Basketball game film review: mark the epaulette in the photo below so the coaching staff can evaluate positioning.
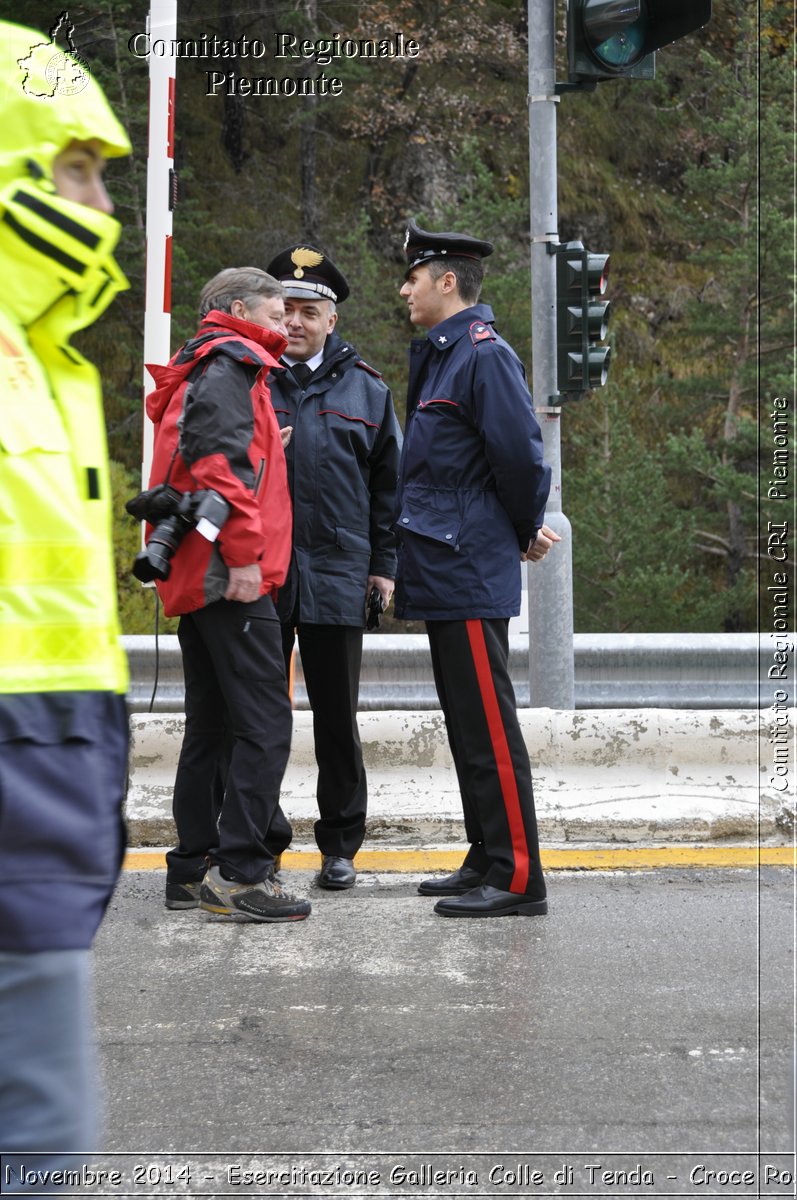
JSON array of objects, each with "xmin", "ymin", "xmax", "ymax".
[
  {"xmin": 469, "ymin": 320, "xmax": 496, "ymax": 346},
  {"xmin": 356, "ymin": 358, "xmax": 383, "ymax": 379}
]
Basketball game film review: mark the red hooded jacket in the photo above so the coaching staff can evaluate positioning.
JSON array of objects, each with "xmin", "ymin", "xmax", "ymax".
[{"xmin": 145, "ymin": 310, "xmax": 292, "ymax": 617}]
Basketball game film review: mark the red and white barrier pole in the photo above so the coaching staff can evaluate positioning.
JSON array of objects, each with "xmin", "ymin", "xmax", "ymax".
[{"xmin": 141, "ymin": 0, "xmax": 177, "ymax": 488}]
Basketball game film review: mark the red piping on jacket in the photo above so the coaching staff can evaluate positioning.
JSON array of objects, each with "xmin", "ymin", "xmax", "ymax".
[{"xmin": 317, "ymin": 409, "xmax": 379, "ymax": 428}]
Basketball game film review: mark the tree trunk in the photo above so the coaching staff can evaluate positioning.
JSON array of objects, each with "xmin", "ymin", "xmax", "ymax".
[
  {"xmin": 721, "ymin": 188, "xmax": 753, "ymax": 629},
  {"xmin": 219, "ymin": 3, "xmax": 246, "ymax": 172},
  {"xmin": 298, "ymin": 0, "xmax": 319, "ymax": 239}
]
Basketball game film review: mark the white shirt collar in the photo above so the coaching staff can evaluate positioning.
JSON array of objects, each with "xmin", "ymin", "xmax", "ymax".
[{"xmin": 283, "ymin": 349, "xmax": 325, "ymax": 373}]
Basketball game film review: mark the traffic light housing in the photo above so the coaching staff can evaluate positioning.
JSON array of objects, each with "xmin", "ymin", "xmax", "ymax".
[
  {"xmin": 566, "ymin": 0, "xmax": 712, "ymax": 83},
  {"xmin": 555, "ymin": 241, "xmax": 611, "ymax": 396}
]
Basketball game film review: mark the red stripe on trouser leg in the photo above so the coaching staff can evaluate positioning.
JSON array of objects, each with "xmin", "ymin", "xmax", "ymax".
[{"xmin": 465, "ymin": 619, "xmax": 529, "ymax": 893}]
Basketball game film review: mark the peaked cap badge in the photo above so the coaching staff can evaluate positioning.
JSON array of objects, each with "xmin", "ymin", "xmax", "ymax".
[{"xmin": 290, "ymin": 246, "xmax": 324, "ymax": 279}]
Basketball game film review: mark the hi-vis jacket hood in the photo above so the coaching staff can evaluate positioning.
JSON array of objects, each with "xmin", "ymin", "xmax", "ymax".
[
  {"xmin": 0, "ymin": 21, "xmax": 131, "ymax": 332},
  {"xmin": 0, "ymin": 22, "xmax": 131, "ymax": 697},
  {"xmin": 0, "ymin": 21, "xmax": 130, "ymax": 185}
]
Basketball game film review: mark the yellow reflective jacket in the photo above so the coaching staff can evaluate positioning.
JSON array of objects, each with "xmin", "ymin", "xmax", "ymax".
[{"xmin": 0, "ymin": 20, "xmax": 131, "ymax": 694}]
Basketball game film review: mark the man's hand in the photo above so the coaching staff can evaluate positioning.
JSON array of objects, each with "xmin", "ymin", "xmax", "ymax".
[
  {"xmin": 280, "ymin": 425, "xmax": 293, "ymax": 449},
  {"xmin": 225, "ymin": 563, "xmax": 262, "ymax": 603},
  {"xmin": 367, "ymin": 575, "xmax": 394, "ymax": 607},
  {"xmin": 521, "ymin": 524, "xmax": 561, "ymax": 563}
]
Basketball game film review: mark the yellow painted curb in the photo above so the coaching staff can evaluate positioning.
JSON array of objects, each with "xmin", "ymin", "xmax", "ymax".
[{"xmin": 124, "ymin": 845, "xmax": 795, "ymax": 873}]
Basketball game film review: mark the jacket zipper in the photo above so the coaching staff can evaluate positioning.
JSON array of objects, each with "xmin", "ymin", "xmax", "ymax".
[{"xmin": 253, "ymin": 457, "xmax": 265, "ymax": 495}]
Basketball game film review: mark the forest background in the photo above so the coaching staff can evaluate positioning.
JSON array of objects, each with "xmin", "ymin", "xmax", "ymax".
[{"xmin": 11, "ymin": 0, "xmax": 795, "ymax": 635}]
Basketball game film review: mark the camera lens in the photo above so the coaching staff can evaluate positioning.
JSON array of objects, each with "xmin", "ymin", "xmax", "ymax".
[{"xmin": 131, "ymin": 514, "xmax": 186, "ymax": 582}]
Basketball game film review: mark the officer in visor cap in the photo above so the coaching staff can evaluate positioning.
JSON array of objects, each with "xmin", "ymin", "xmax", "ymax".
[
  {"xmin": 266, "ymin": 243, "xmax": 402, "ymax": 893},
  {"xmin": 403, "ymin": 217, "xmax": 495, "ymax": 271},
  {"xmin": 266, "ymin": 243, "xmax": 350, "ymax": 304},
  {"xmin": 395, "ymin": 218, "xmax": 560, "ymax": 918}
]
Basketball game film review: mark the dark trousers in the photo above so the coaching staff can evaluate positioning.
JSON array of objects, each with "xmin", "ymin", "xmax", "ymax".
[
  {"xmin": 0, "ymin": 694, "xmax": 128, "ymax": 951},
  {"xmin": 166, "ymin": 596, "xmax": 293, "ymax": 886},
  {"xmin": 426, "ymin": 617, "xmax": 546, "ymax": 898},
  {"xmin": 281, "ymin": 622, "xmax": 367, "ymax": 858}
]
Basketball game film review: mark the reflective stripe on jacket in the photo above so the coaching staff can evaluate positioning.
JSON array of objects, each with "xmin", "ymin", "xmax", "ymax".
[{"xmin": 0, "ymin": 156, "xmax": 129, "ymax": 695}]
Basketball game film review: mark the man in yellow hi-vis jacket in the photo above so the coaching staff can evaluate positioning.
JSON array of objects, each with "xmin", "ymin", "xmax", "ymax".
[{"xmin": 0, "ymin": 20, "xmax": 131, "ymax": 1176}]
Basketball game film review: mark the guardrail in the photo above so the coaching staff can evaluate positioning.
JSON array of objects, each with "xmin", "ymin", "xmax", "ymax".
[{"xmin": 124, "ymin": 632, "xmax": 766, "ymax": 712}]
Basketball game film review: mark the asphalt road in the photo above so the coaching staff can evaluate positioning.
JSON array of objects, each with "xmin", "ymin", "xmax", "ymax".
[{"xmin": 63, "ymin": 865, "xmax": 794, "ymax": 1198}]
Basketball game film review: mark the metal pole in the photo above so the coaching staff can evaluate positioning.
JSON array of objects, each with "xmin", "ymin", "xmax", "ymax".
[{"xmin": 527, "ymin": 0, "xmax": 575, "ymax": 709}]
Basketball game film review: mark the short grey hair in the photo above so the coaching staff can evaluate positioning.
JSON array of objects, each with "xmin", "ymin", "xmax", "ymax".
[{"xmin": 198, "ymin": 268, "xmax": 285, "ymax": 318}]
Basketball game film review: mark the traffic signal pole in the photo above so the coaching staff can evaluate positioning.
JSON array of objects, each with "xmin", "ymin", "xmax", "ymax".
[{"xmin": 527, "ymin": 0, "xmax": 576, "ymax": 709}]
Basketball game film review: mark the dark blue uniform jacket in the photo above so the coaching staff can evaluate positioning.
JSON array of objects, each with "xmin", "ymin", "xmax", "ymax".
[
  {"xmin": 269, "ymin": 331, "xmax": 402, "ymax": 625},
  {"xmin": 394, "ymin": 304, "xmax": 551, "ymax": 621}
]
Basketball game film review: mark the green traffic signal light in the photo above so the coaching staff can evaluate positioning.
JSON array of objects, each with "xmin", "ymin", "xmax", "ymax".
[
  {"xmin": 555, "ymin": 242, "xmax": 611, "ymax": 395},
  {"xmin": 584, "ymin": 0, "xmax": 647, "ymax": 69},
  {"xmin": 567, "ymin": 0, "xmax": 711, "ymax": 83}
]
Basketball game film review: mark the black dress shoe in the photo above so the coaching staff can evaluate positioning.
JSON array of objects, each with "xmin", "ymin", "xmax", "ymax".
[
  {"xmin": 417, "ymin": 865, "xmax": 484, "ymax": 896},
  {"xmin": 318, "ymin": 856, "xmax": 356, "ymax": 890},
  {"xmin": 434, "ymin": 885, "xmax": 548, "ymax": 918}
]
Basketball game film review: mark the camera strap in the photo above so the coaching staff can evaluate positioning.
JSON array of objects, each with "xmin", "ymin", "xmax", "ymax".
[{"xmin": 161, "ymin": 445, "xmax": 179, "ymax": 488}]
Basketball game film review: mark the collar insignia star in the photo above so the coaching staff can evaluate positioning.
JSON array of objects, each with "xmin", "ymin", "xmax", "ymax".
[{"xmin": 437, "ymin": 335, "xmax": 448, "ymax": 344}]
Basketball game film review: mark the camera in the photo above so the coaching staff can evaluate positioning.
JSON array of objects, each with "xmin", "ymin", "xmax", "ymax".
[
  {"xmin": 125, "ymin": 483, "xmax": 183, "ymax": 524},
  {"xmin": 126, "ymin": 485, "xmax": 230, "ymax": 583}
]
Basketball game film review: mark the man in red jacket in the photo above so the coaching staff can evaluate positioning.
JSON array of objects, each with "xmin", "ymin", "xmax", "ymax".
[{"xmin": 144, "ymin": 267, "xmax": 310, "ymax": 922}]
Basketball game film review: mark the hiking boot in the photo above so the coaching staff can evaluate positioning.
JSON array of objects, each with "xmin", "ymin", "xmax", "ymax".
[
  {"xmin": 199, "ymin": 865, "xmax": 311, "ymax": 923},
  {"xmin": 164, "ymin": 880, "xmax": 202, "ymax": 910}
]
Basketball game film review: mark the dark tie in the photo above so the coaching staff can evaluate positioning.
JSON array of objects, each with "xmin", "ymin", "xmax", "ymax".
[{"xmin": 292, "ymin": 362, "xmax": 312, "ymax": 387}]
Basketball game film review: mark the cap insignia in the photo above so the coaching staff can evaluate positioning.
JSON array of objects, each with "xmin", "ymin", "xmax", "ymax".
[{"xmin": 290, "ymin": 246, "xmax": 324, "ymax": 279}]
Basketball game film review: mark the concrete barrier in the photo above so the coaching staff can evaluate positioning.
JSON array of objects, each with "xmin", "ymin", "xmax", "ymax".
[
  {"xmin": 126, "ymin": 707, "xmax": 790, "ymax": 848},
  {"xmin": 123, "ymin": 632, "xmax": 766, "ymax": 712}
]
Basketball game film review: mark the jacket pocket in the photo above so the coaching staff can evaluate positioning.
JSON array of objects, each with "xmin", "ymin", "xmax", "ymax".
[
  {"xmin": 335, "ymin": 525, "xmax": 371, "ymax": 555},
  {"xmin": 395, "ymin": 498, "xmax": 461, "ymax": 551}
]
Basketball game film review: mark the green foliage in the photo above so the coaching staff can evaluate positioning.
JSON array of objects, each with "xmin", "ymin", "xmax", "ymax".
[
  {"xmin": 333, "ymin": 211, "xmax": 411, "ymax": 422},
  {"xmin": 12, "ymin": 2, "xmax": 786, "ymax": 633},
  {"xmin": 566, "ymin": 387, "xmax": 731, "ymax": 632},
  {"xmin": 437, "ymin": 139, "xmax": 532, "ymax": 361},
  {"xmin": 646, "ymin": 10, "xmax": 794, "ymax": 630}
]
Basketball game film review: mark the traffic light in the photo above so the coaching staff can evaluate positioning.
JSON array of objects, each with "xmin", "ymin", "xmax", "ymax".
[
  {"xmin": 555, "ymin": 241, "xmax": 611, "ymax": 395},
  {"xmin": 566, "ymin": 0, "xmax": 712, "ymax": 83}
]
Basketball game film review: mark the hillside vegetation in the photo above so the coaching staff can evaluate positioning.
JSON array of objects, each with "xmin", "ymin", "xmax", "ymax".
[{"xmin": 16, "ymin": 0, "xmax": 793, "ymax": 634}]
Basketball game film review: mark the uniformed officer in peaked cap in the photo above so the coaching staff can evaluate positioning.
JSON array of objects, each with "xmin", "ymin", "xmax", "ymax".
[
  {"xmin": 403, "ymin": 217, "xmax": 495, "ymax": 274},
  {"xmin": 267, "ymin": 243, "xmax": 350, "ymax": 304},
  {"xmin": 394, "ymin": 218, "xmax": 560, "ymax": 918},
  {"xmin": 265, "ymin": 241, "xmax": 402, "ymax": 893}
]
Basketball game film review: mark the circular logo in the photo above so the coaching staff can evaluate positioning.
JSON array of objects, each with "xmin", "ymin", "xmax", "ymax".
[{"xmin": 45, "ymin": 50, "xmax": 91, "ymax": 96}]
